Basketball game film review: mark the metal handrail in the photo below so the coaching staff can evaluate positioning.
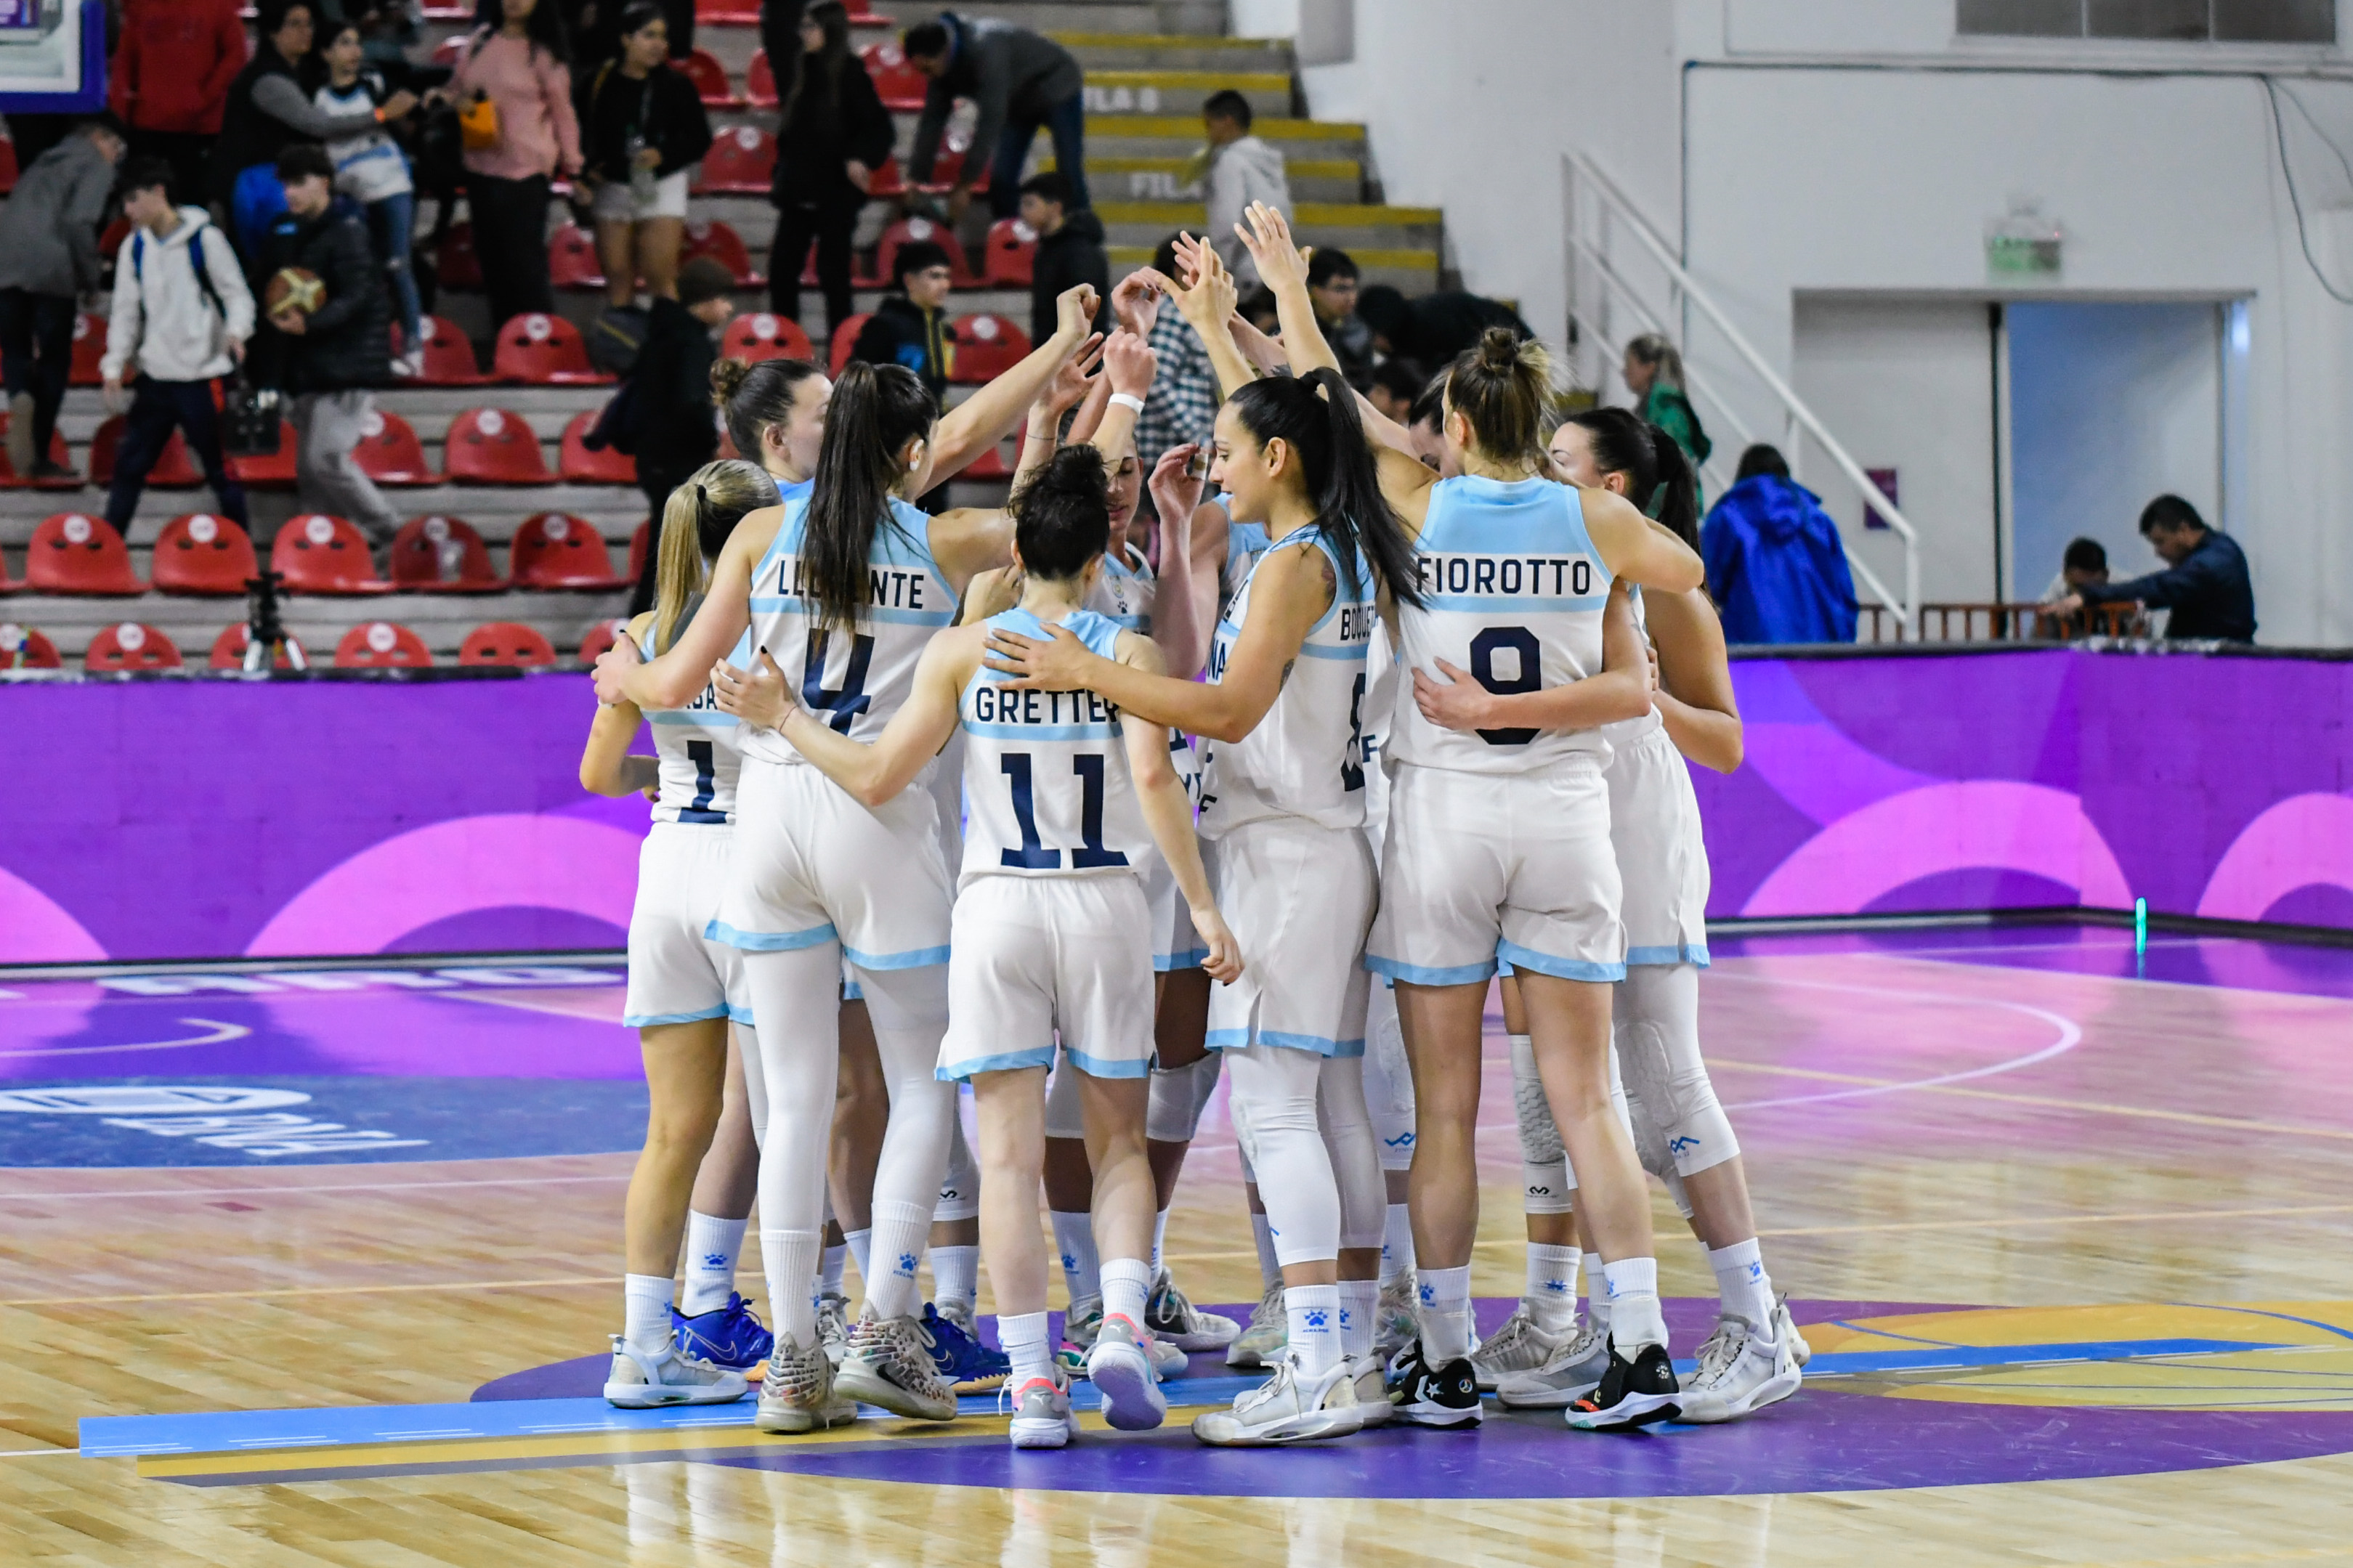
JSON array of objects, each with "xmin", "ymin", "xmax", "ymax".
[{"xmin": 1563, "ymin": 150, "xmax": 1920, "ymax": 634}]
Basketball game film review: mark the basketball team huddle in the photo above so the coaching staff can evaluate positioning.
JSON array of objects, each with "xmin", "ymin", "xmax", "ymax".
[{"xmin": 578, "ymin": 203, "xmax": 1805, "ymax": 1450}]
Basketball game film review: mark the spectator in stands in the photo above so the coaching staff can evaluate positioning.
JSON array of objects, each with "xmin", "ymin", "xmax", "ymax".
[
  {"xmin": 1020, "ymin": 171, "xmax": 1109, "ymax": 349},
  {"xmin": 213, "ymin": 1, "xmax": 422, "ymax": 257},
  {"xmin": 1624, "ymin": 331, "xmax": 1712, "ymax": 477},
  {"xmin": 2037, "ymin": 537, "xmax": 2144, "ymax": 638},
  {"xmin": 1197, "ymin": 89, "xmax": 1289, "ymax": 287},
  {"xmin": 98, "ymin": 158, "xmax": 256, "ymax": 537},
  {"xmin": 109, "ymin": 0, "xmax": 247, "ymax": 212},
  {"xmin": 357, "ymin": 1, "xmax": 430, "ymax": 73},
  {"xmin": 1356, "ymin": 283, "xmax": 1532, "ymax": 369},
  {"xmin": 1131, "ymin": 233, "xmax": 1218, "ymax": 491},
  {"xmin": 1365, "ymin": 357, "xmax": 1427, "ymax": 426},
  {"xmin": 1699, "ymin": 443, "xmax": 1858, "ymax": 646},
  {"xmin": 2042, "ymin": 535, "xmax": 2110, "ymax": 601},
  {"xmin": 562, "ymin": 0, "xmax": 694, "ymax": 62},
  {"xmin": 623, "ymin": 256, "xmax": 737, "ymax": 614},
  {"xmin": 452, "ymin": 0, "xmax": 584, "ymax": 332},
  {"xmin": 257, "ymin": 144, "xmax": 402, "ymax": 555},
  {"xmin": 759, "ymin": 0, "xmax": 811, "ymax": 114},
  {"xmin": 2054, "ymin": 495, "xmax": 2256, "ymax": 642},
  {"xmin": 904, "ymin": 13, "xmax": 1088, "ymax": 222},
  {"xmin": 576, "ymin": 4, "xmax": 713, "ymax": 312},
  {"xmin": 0, "ymin": 114, "xmax": 126, "ymax": 482},
  {"xmin": 315, "ymin": 21, "xmax": 428, "ymax": 378},
  {"xmin": 769, "ymin": 0, "xmax": 892, "ymax": 341},
  {"xmin": 1307, "ymin": 248, "xmax": 1377, "ymax": 386},
  {"xmin": 850, "ymin": 240, "xmax": 955, "ymax": 410}
]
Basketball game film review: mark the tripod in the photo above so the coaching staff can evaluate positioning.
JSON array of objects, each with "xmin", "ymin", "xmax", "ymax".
[{"xmin": 242, "ymin": 569, "xmax": 309, "ymax": 672}]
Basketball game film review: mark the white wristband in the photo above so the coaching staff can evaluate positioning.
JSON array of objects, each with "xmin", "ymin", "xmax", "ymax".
[{"xmin": 1107, "ymin": 391, "xmax": 1146, "ymax": 414}]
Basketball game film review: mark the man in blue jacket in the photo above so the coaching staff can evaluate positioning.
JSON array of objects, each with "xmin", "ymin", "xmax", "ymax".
[
  {"xmin": 1699, "ymin": 444, "xmax": 1858, "ymax": 644},
  {"xmin": 2054, "ymin": 495, "xmax": 2255, "ymax": 642}
]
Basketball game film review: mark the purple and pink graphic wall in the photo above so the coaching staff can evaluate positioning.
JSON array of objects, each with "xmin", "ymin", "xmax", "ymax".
[{"xmin": 4, "ymin": 649, "xmax": 2349, "ymax": 964}]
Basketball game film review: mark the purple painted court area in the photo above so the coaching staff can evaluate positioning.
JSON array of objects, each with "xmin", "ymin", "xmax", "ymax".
[{"xmin": 6, "ymin": 649, "xmax": 2353, "ymax": 964}]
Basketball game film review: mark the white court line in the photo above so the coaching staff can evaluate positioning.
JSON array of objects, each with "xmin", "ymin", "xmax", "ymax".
[
  {"xmin": 0, "ymin": 1172, "xmax": 630, "ymax": 1203},
  {"xmin": 0, "ymin": 1017, "xmax": 251, "ymax": 1060}
]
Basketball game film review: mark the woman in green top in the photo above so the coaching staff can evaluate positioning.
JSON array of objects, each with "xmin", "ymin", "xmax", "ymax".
[{"xmin": 1623, "ymin": 333, "xmax": 1712, "ymax": 480}]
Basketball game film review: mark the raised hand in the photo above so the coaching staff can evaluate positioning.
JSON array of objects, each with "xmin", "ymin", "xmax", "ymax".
[
  {"xmin": 1102, "ymin": 330, "xmax": 1159, "ymax": 400},
  {"xmin": 1170, "ymin": 232, "xmax": 1210, "ymax": 289},
  {"xmin": 1111, "ymin": 269, "xmax": 1170, "ymax": 338},
  {"xmin": 1148, "ymin": 442, "xmax": 1206, "ymax": 529},
  {"xmin": 1055, "ymin": 283, "xmax": 1103, "ymax": 341},
  {"xmin": 1236, "ymin": 200, "xmax": 1311, "ymax": 291},
  {"xmin": 1042, "ymin": 333, "xmax": 1106, "ymax": 416},
  {"xmin": 1167, "ymin": 242, "xmax": 1239, "ymax": 334}
]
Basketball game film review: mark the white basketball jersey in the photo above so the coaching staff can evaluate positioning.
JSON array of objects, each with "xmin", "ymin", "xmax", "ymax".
[
  {"xmin": 1199, "ymin": 524, "xmax": 1376, "ymax": 837},
  {"xmin": 959, "ymin": 608, "xmax": 1150, "ymax": 882},
  {"xmin": 1359, "ymin": 605, "xmax": 1399, "ymax": 843},
  {"xmin": 1597, "ymin": 582, "xmax": 1664, "ymax": 751},
  {"xmin": 1388, "ymin": 475, "xmax": 1614, "ymax": 774},
  {"xmin": 739, "ymin": 493, "xmax": 960, "ymax": 767},
  {"xmin": 1218, "ymin": 505, "xmax": 1271, "ymax": 617},
  {"xmin": 1086, "ymin": 541, "xmax": 1157, "ymax": 632},
  {"xmin": 641, "ymin": 612, "xmax": 749, "ymax": 824}
]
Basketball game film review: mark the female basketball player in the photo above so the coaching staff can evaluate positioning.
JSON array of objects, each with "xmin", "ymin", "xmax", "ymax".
[
  {"xmin": 579, "ymin": 459, "xmax": 781, "ymax": 1407},
  {"xmin": 593, "ymin": 284, "xmax": 1104, "ymax": 1434},
  {"xmin": 719, "ymin": 420, "xmax": 1242, "ymax": 1450},
  {"xmin": 984, "ymin": 260, "xmax": 1417, "ymax": 1447},
  {"xmin": 1223, "ymin": 202, "xmax": 1707, "ymax": 1430}
]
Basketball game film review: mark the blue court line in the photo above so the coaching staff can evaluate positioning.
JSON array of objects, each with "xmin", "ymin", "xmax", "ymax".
[{"xmin": 78, "ymin": 1341, "xmax": 2288, "ymax": 1461}]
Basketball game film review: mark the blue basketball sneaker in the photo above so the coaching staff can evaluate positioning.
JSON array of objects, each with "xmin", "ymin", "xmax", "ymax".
[
  {"xmin": 923, "ymin": 1301, "xmax": 1011, "ymax": 1394},
  {"xmin": 673, "ymin": 1293, "xmax": 774, "ymax": 1373}
]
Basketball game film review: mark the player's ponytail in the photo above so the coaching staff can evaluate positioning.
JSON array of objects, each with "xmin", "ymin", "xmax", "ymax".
[
  {"xmin": 1565, "ymin": 407, "xmax": 1700, "ymax": 550},
  {"xmin": 803, "ymin": 361, "xmax": 936, "ymax": 634},
  {"xmin": 653, "ymin": 459, "xmax": 779, "ymax": 654},
  {"xmin": 1443, "ymin": 326, "xmax": 1552, "ymax": 468},
  {"xmin": 1225, "ymin": 370, "xmax": 1425, "ymax": 608}
]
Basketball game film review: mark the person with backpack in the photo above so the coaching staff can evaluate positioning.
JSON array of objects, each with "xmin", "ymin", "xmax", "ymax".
[
  {"xmin": 98, "ymin": 158, "xmax": 258, "ymax": 537},
  {"xmin": 0, "ymin": 113, "xmax": 126, "ymax": 482}
]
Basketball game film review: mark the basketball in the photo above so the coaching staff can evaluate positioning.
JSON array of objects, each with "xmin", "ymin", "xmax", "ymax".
[{"xmin": 264, "ymin": 267, "xmax": 325, "ymax": 318}]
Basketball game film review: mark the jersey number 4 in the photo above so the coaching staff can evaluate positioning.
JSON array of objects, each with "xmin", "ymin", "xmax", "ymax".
[
  {"xmin": 1000, "ymin": 752, "xmax": 1129, "ymax": 871},
  {"xmin": 802, "ymin": 630, "xmax": 875, "ymax": 734}
]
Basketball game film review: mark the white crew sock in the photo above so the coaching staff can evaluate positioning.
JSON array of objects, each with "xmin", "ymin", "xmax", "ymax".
[
  {"xmin": 1709, "ymin": 1238, "xmax": 1776, "ymax": 1334},
  {"xmin": 1051, "ymin": 1211, "xmax": 1101, "ymax": 1303},
  {"xmin": 845, "ymin": 1227, "xmax": 873, "ymax": 1292},
  {"xmin": 680, "ymin": 1211, "xmax": 747, "ymax": 1317},
  {"xmin": 1380, "ymin": 1203, "xmax": 1415, "ymax": 1284},
  {"xmin": 761, "ymin": 1227, "xmax": 821, "ymax": 1345},
  {"xmin": 932, "ymin": 1243, "xmax": 979, "ymax": 1319},
  {"xmin": 1250, "ymin": 1206, "xmax": 1281, "ymax": 1291},
  {"xmin": 1101, "ymin": 1256, "xmax": 1154, "ymax": 1331},
  {"xmin": 1000, "ymin": 1309, "xmax": 1054, "ymax": 1385},
  {"xmin": 1337, "ymin": 1279, "xmax": 1376, "ymax": 1359},
  {"xmin": 820, "ymin": 1242, "xmax": 847, "ymax": 1299},
  {"xmin": 865, "ymin": 1199, "xmax": 931, "ymax": 1321},
  {"xmin": 1603, "ymin": 1256, "xmax": 1668, "ymax": 1351},
  {"xmin": 623, "ymin": 1273, "xmax": 675, "ymax": 1355},
  {"xmin": 1584, "ymin": 1250, "xmax": 1611, "ymax": 1334},
  {"xmin": 1287, "ymin": 1283, "xmax": 1344, "ymax": 1377},
  {"xmin": 1417, "ymin": 1264, "xmax": 1474, "ymax": 1363},
  {"xmin": 1528, "ymin": 1243, "xmax": 1581, "ymax": 1335},
  {"xmin": 1151, "ymin": 1209, "xmax": 1170, "ymax": 1275}
]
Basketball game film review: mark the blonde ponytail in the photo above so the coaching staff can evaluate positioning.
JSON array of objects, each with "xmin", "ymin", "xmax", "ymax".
[{"xmin": 652, "ymin": 458, "xmax": 780, "ymax": 653}]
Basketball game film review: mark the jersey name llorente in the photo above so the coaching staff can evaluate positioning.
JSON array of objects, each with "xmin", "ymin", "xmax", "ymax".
[
  {"xmin": 1199, "ymin": 523, "xmax": 1376, "ymax": 837},
  {"xmin": 640, "ymin": 613, "xmax": 748, "ymax": 824},
  {"xmin": 1388, "ymin": 474, "xmax": 1614, "ymax": 774},
  {"xmin": 739, "ymin": 492, "xmax": 959, "ymax": 766},
  {"xmin": 959, "ymin": 608, "xmax": 1151, "ymax": 882}
]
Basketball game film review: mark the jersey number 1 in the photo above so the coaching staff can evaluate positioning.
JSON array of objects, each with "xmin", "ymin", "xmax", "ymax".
[{"xmin": 1000, "ymin": 752, "xmax": 1129, "ymax": 870}]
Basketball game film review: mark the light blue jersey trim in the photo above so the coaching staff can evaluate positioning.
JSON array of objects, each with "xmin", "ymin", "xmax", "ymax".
[
  {"xmin": 705, "ymin": 919, "xmax": 838, "ymax": 951},
  {"xmin": 1295, "ymin": 641, "xmax": 1363, "ymax": 660},
  {"xmin": 1153, "ymin": 946, "xmax": 1208, "ymax": 972},
  {"xmin": 1063, "ymin": 1047, "xmax": 1154, "ymax": 1078},
  {"xmin": 623, "ymin": 1004, "xmax": 732, "ymax": 1027},
  {"xmin": 1204, "ymin": 1026, "xmax": 1366, "ymax": 1058},
  {"xmin": 841, "ymin": 977, "xmax": 864, "ymax": 1001},
  {"xmin": 1417, "ymin": 474, "xmax": 1603, "ymax": 556},
  {"xmin": 746, "ymin": 597, "xmax": 954, "ymax": 627},
  {"xmin": 726, "ymin": 1004, "xmax": 758, "ymax": 1025},
  {"xmin": 1626, "ymin": 943, "xmax": 1712, "ymax": 968},
  {"xmin": 937, "ymin": 1045, "xmax": 1058, "ymax": 1080},
  {"xmin": 961, "ymin": 723, "xmax": 1123, "ymax": 742},
  {"xmin": 648, "ymin": 710, "xmax": 738, "ymax": 728},
  {"xmin": 843, "ymin": 941, "xmax": 952, "ymax": 970},
  {"xmin": 1363, "ymin": 953, "xmax": 1494, "ymax": 986},
  {"xmin": 1422, "ymin": 594, "xmax": 1608, "ymax": 614},
  {"xmin": 1497, "ymin": 939, "xmax": 1627, "ymax": 984}
]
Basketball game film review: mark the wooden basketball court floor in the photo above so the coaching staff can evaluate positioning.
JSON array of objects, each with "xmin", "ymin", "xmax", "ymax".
[{"xmin": 3, "ymin": 922, "xmax": 2350, "ymax": 1566}]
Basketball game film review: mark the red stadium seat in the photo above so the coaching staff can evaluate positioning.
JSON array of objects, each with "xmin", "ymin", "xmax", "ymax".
[
  {"xmin": 698, "ymin": 124, "xmax": 777, "ymax": 193},
  {"xmin": 459, "ymin": 621, "xmax": 559, "ymax": 667},
  {"xmin": 672, "ymin": 48, "xmax": 741, "ymax": 107},
  {"xmin": 272, "ymin": 513, "xmax": 394, "ymax": 595},
  {"xmin": 681, "ymin": 219, "xmax": 763, "ymax": 286},
  {"xmin": 948, "ymin": 313, "xmax": 1031, "ymax": 383},
  {"xmin": 84, "ymin": 621, "xmax": 182, "ymax": 672},
  {"xmin": 874, "ymin": 215, "xmax": 981, "ymax": 290},
  {"xmin": 963, "ymin": 436, "xmax": 1016, "ymax": 479},
  {"xmin": 720, "ymin": 311, "xmax": 814, "ymax": 364},
  {"xmin": 211, "ymin": 622, "xmax": 302, "ymax": 670},
  {"xmin": 559, "ymin": 409, "xmax": 637, "ymax": 484},
  {"xmin": 389, "ymin": 514, "xmax": 506, "ymax": 593},
  {"xmin": 548, "ymin": 222, "xmax": 607, "ymax": 291},
  {"xmin": 0, "ymin": 622, "xmax": 62, "ymax": 669},
  {"xmin": 430, "ymin": 33, "xmax": 467, "ymax": 68},
  {"xmin": 578, "ymin": 617, "xmax": 630, "ymax": 665},
  {"xmin": 984, "ymin": 218, "xmax": 1038, "ymax": 286},
  {"xmin": 409, "ymin": 315, "xmax": 493, "ymax": 386},
  {"xmin": 69, "ymin": 310, "xmax": 107, "ymax": 386},
  {"xmin": 334, "ymin": 620, "xmax": 434, "ymax": 668},
  {"xmin": 510, "ymin": 513, "xmax": 629, "ymax": 590},
  {"xmin": 89, "ymin": 415, "xmax": 200, "ymax": 487},
  {"xmin": 0, "ymin": 413, "xmax": 76, "ymax": 487},
  {"xmin": 696, "ymin": 0, "xmax": 758, "ymax": 20},
  {"xmin": 830, "ymin": 312, "xmax": 872, "ymax": 374},
  {"xmin": 915, "ymin": 143, "xmax": 984, "ymax": 195},
  {"xmin": 628, "ymin": 518, "xmax": 652, "ymax": 582},
  {"xmin": 352, "ymin": 408, "xmax": 439, "ymax": 485},
  {"xmin": 493, "ymin": 312, "xmax": 612, "ymax": 386},
  {"xmin": 0, "ymin": 137, "xmax": 17, "ymax": 195},
  {"xmin": 745, "ymin": 47, "xmax": 779, "ymax": 107},
  {"xmin": 437, "ymin": 222, "xmax": 484, "ymax": 291},
  {"xmin": 25, "ymin": 512, "xmax": 141, "ymax": 595},
  {"xmin": 227, "ymin": 421, "xmax": 299, "ymax": 489},
  {"xmin": 150, "ymin": 513, "xmax": 259, "ymax": 596},
  {"xmin": 866, "ymin": 155, "xmax": 905, "ymax": 198},
  {"xmin": 443, "ymin": 407, "xmax": 553, "ymax": 484},
  {"xmin": 0, "ymin": 539, "xmax": 13, "ymax": 593},
  {"xmin": 861, "ymin": 41, "xmax": 926, "ymax": 111}
]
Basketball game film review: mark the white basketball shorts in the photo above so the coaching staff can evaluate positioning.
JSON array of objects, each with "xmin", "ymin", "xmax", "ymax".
[
  {"xmin": 936, "ymin": 874, "xmax": 1157, "ymax": 1081},
  {"xmin": 624, "ymin": 821, "xmax": 752, "ymax": 1028},
  {"xmin": 1606, "ymin": 726, "xmax": 1712, "ymax": 967},
  {"xmin": 1202, "ymin": 815, "xmax": 1374, "ymax": 1057}
]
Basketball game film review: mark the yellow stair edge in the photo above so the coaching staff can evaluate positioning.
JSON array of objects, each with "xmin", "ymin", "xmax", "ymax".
[
  {"xmin": 1094, "ymin": 200, "xmax": 1441, "ymax": 227},
  {"xmin": 1088, "ymin": 115, "xmax": 1362, "ymax": 140},
  {"xmin": 1109, "ymin": 245, "xmax": 1438, "ymax": 271},
  {"xmin": 1050, "ymin": 32, "xmax": 1288, "ymax": 49},
  {"xmin": 1047, "ymin": 155, "xmax": 1360, "ymax": 179},
  {"xmin": 1085, "ymin": 70, "xmax": 1292, "ymax": 89}
]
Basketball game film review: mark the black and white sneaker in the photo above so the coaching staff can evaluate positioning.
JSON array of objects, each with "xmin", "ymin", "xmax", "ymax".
[
  {"xmin": 1566, "ymin": 1341, "xmax": 1680, "ymax": 1431},
  {"xmin": 1385, "ymin": 1339, "xmax": 1483, "ymax": 1429}
]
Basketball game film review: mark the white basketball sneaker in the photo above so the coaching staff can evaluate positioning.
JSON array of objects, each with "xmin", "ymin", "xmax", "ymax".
[
  {"xmin": 604, "ymin": 1335, "xmax": 748, "ymax": 1409},
  {"xmin": 1191, "ymin": 1353, "xmax": 1365, "ymax": 1446},
  {"xmin": 835, "ymin": 1313, "xmax": 958, "ymax": 1421},
  {"xmin": 1085, "ymin": 1313, "xmax": 1168, "ymax": 1431},
  {"xmin": 755, "ymin": 1333, "xmax": 856, "ymax": 1433},
  {"xmin": 1493, "ymin": 1318, "xmax": 1611, "ymax": 1409},
  {"xmin": 1005, "ymin": 1368, "xmax": 1080, "ymax": 1450},
  {"xmin": 1225, "ymin": 1282, "xmax": 1286, "ymax": 1369},
  {"xmin": 1674, "ymin": 1313, "xmax": 1803, "ymax": 1423},
  {"xmin": 1468, "ymin": 1301, "xmax": 1567, "ymax": 1392}
]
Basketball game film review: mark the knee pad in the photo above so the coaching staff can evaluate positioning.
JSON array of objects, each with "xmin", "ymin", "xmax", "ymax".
[
  {"xmin": 1614, "ymin": 966, "xmax": 1739, "ymax": 1178},
  {"xmin": 1510, "ymin": 1034, "xmax": 1565, "ymax": 1166},
  {"xmin": 1228, "ymin": 1049, "xmax": 1338, "ymax": 1266},
  {"xmin": 1361, "ymin": 990, "xmax": 1417, "ymax": 1171},
  {"xmin": 1145, "ymin": 1054, "xmax": 1218, "ymax": 1144},
  {"xmin": 933, "ymin": 1106, "xmax": 980, "ymax": 1222},
  {"xmin": 1227, "ymin": 1082, "xmax": 1259, "ymax": 1179},
  {"xmin": 1042, "ymin": 1059, "xmax": 1088, "ymax": 1141},
  {"xmin": 1523, "ymin": 1156, "xmax": 1574, "ymax": 1214}
]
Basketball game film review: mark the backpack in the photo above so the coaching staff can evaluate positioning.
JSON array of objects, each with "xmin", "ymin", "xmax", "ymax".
[{"xmin": 131, "ymin": 227, "xmax": 230, "ymax": 322}]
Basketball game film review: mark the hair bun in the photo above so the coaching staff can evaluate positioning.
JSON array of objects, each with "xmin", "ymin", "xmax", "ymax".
[
  {"xmin": 1476, "ymin": 327, "xmax": 1522, "ymax": 371},
  {"xmin": 710, "ymin": 357, "xmax": 750, "ymax": 407}
]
